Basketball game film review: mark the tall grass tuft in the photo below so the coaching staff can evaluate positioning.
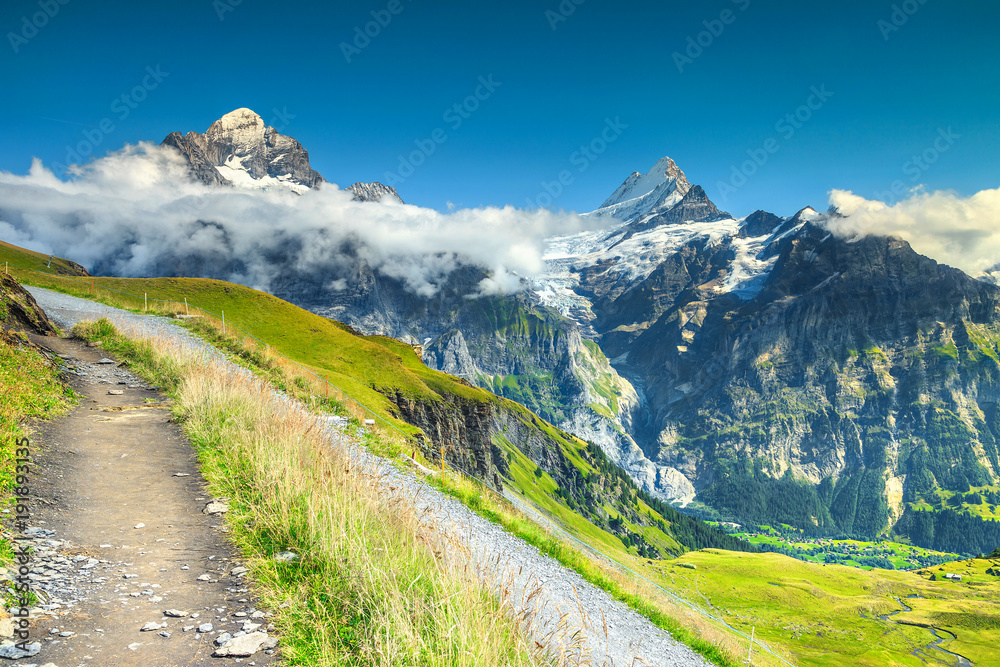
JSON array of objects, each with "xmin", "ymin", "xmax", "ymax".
[
  {"xmin": 73, "ymin": 319, "xmax": 552, "ymax": 666},
  {"xmin": 0, "ymin": 333, "xmax": 74, "ymax": 492},
  {"xmin": 432, "ymin": 472, "xmax": 784, "ymax": 667}
]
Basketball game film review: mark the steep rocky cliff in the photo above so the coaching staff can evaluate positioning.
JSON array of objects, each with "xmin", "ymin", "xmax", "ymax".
[
  {"xmin": 626, "ymin": 222, "xmax": 1000, "ymax": 540},
  {"xmin": 162, "ymin": 108, "xmax": 323, "ymax": 192},
  {"xmin": 347, "ymin": 181, "xmax": 404, "ymax": 203},
  {"xmin": 378, "ymin": 368, "xmax": 750, "ymax": 558},
  {"xmin": 109, "ymin": 116, "xmax": 1000, "ymax": 551}
]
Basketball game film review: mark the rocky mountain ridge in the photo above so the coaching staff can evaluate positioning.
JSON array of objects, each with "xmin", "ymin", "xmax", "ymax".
[
  {"xmin": 162, "ymin": 108, "xmax": 323, "ymax": 192},
  {"xmin": 347, "ymin": 181, "xmax": 404, "ymax": 203},
  {"xmin": 161, "ymin": 108, "xmax": 397, "ymax": 202},
  {"xmin": 144, "ymin": 115, "xmax": 1000, "ymax": 551}
]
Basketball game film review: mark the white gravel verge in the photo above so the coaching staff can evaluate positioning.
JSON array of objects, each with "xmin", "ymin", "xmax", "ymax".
[{"xmin": 28, "ymin": 286, "xmax": 713, "ymax": 666}]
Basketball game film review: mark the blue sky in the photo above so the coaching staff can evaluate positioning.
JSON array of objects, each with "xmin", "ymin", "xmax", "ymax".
[{"xmin": 1, "ymin": 0, "xmax": 997, "ymax": 217}]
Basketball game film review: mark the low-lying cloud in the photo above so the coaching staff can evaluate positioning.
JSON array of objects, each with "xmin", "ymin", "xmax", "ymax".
[
  {"xmin": 826, "ymin": 186, "xmax": 1000, "ymax": 275},
  {"xmin": 0, "ymin": 143, "xmax": 595, "ymax": 298}
]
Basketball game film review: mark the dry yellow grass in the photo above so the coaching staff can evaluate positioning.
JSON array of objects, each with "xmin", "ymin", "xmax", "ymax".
[
  {"xmin": 73, "ymin": 320, "xmax": 559, "ymax": 666},
  {"xmin": 436, "ymin": 473, "xmax": 792, "ymax": 667}
]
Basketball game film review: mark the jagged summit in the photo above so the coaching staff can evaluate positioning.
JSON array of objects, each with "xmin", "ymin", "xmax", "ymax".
[
  {"xmin": 631, "ymin": 184, "xmax": 731, "ymax": 231},
  {"xmin": 161, "ymin": 108, "xmax": 324, "ymax": 193},
  {"xmin": 591, "ymin": 156, "xmax": 692, "ymax": 222},
  {"xmin": 738, "ymin": 210, "xmax": 784, "ymax": 238},
  {"xmin": 348, "ymin": 182, "xmax": 404, "ymax": 204},
  {"xmin": 162, "ymin": 109, "xmax": 403, "ymax": 202}
]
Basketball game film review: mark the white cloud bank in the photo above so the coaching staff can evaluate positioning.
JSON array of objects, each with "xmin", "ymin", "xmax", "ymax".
[
  {"xmin": 0, "ymin": 143, "xmax": 596, "ymax": 298},
  {"xmin": 826, "ymin": 186, "xmax": 1000, "ymax": 275}
]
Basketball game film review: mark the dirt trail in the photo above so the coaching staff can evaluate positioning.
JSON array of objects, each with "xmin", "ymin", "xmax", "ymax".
[
  {"xmin": 1, "ymin": 335, "xmax": 279, "ymax": 666},
  {"xmin": 20, "ymin": 285, "xmax": 716, "ymax": 667}
]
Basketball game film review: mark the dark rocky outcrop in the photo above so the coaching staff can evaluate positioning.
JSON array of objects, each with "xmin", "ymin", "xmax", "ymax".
[
  {"xmin": 0, "ymin": 273, "xmax": 57, "ymax": 336},
  {"xmin": 388, "ymin": 391, "xmax": 510, "ymax": 490},
  {"xmin": 161, "ymin": 131, "xmax": 233, "ymax": 187},
  {"xmin": 632, "ymin": 185, "xmax": 731, "ymax": 231},
  {"xmin": 739, "ymin": 210, "xmax": 783, "ymax": 238}
]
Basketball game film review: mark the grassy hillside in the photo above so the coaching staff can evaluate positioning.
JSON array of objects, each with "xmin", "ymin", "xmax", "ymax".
[
  {"xmin": 71, "ymin": 318, "xmax": 546, "ymax": 666},
  {"xmin": 1, "ymin": 243, "xmax": 746, "ymax": 563},
  {"xmin": 0, "ymin": 272, "xmax": 74, "ymax": 538},
  {"xmin": 16, "ymin": 241, "xmax": 992, "ymax": 665},
  {"xmin": 0, "ymin": 240, "xmax": 89, "ymax": 277},
  {"xmin": 654, "ymin": 548, "xmax": 998, "ymax": 666}
]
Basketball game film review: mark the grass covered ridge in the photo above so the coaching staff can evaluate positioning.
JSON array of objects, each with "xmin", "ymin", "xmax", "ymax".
[
  {"xmin": 5, "ymin": 259, "xmax": 494, "ymax": 435},
  {"xmin": 73, "ymin": 318, "xmax": 549, "ymax": 666},
  {"xmin": 155, "ymin": 314, "xmax": 779, "ymax": 665},
  {"xmin": 0, "ymin": 273, "xmax": 74, "ymax": 494}
]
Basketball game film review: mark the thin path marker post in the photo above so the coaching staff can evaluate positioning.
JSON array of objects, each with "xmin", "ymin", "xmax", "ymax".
[
  {"xmin": 144, "ymin": 293, "xmax": 147, "ymax": 312},
  {"xmin": 184, "ymin": 297, "xmax": 189, "ymax": 316},
  {"xmin": 91, "ymin": 278, "xmax": 94, "ymax": 295},
  {"xmin": 4, "ymin": 262, "xmax": 7, "ymax": 274},
  {"xmin": 222, "ymin": 310, "xmax": 226, "ymax": 335},
  {"xmin": 748, "ymin": 625, "xmax": 754, "ymax": 664}
]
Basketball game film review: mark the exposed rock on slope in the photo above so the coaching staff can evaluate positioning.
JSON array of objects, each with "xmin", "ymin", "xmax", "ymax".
[
  {"xmin": 348, "ymin": 181, "xmax": 404, "ymax": 203},
  {"xmin": 633, "ymin": 222, "xmax": 1000, "ymax": 538},
  {"xmin": 631, "ymin": 185, "xmax": 731, "ymax": 231},
  {"xmin": 0, "ymin": 272, "xmax": 57, "ymax": 336},
  {"xmin": 161, "ymin": 108, "xmax": 323, "ymax": 192}
]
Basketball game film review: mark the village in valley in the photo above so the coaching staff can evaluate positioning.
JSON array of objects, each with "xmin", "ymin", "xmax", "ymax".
[{"xmin": 708, "ymin": 522, "xmax": 963, "ymax": 571}]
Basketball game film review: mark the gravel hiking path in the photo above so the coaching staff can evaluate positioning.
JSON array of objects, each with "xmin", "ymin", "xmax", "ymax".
[
  {"xmin": 25, "ymin": 286, "xmax": 712, "ymax": 667},
  {"xmin": 1, "ymin": 332, "xmax": 279, "ymax": 667}
]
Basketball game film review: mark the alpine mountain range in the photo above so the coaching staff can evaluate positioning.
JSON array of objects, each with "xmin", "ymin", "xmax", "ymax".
[{"xmin": 156, "ymin": 108, "xmax": 1000, "ymax": 552}]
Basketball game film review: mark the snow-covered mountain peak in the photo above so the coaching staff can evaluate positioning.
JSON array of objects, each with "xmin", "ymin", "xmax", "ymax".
[
  {"xmin": 205, "ymin": 108, "xmax": 266, "ymax": 156},
  {"xmin": 590, "ymin": 156, "xmax": 693, "ymax": 223},
  {"xmin": 212, "ymin": 107, "xmax": 262, "ymax": 127},
  {"xmin": 796, "ymin": 206, "xmax": 820, "ymax": 220},
  {"xmin": 348, "ymin": 181, "xmax": 405, "ymax": 204},
  {"xmin": 161, "ymin": 108, "xmax": 324, "ymax": 192}
]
